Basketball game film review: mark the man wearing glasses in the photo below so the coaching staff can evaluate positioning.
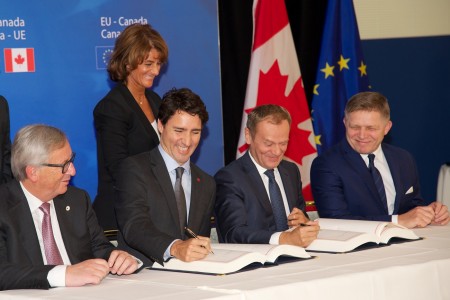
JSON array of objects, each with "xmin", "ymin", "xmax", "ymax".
[{"xmin": 0, "ymin": 124, "xmax": 139, "ymax": 291}]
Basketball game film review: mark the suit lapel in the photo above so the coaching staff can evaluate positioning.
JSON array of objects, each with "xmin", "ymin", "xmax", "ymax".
[
  {"xmin": 8, "ymin": 181, "xmax": 45, "ymax": 264},
  {"xmin": 341, "ymin": 140, "xmax": 387, "ymax": 212},
  {"xmin": 241, "ymin": 152, "xmax": 273, "ymax": 214},
  {"xmin": 149, "ymin": 149, "xmax": 181, "ymax": 235},
  {"xmin": 382, "ymin": 144, "xmax": 402, "ymax": 214},
  {"xmin": 118, "ymin": 84, "xmax": 159, "ymax": 144},
  {"xmin": 278, "ymin": 163, "xmax": 296, "ymax": 211},
  {"xmin": 53, "ymin": 193, "xmax": 77, "ymax": 263},
  {"xmin": 187, "ymin": 165, "xmax": 204, "ymax": 230}
]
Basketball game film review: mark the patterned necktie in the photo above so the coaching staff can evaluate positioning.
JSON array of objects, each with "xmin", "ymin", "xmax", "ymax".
[
  {"xmin": 264, "ymin": 169, "xmax": 288, "ymax": 231},
  {"xmin": 175, "ymin": 167, "xmax": 188, "ymax": 238},
  {"xmin": 368, "ymin": 154, "xmax": 388, "ymax": 212},
  {"xmin": 39, "ymin": 202, "xmax": 63, "ymax": 265}
]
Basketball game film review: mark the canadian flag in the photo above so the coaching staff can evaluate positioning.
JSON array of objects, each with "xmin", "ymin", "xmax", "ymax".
[
  {"xmin": 237, "ymin": 0, "xmax": 318, "ymax": 206},
  {"xmin": 4, "ymin": 48, "xmax": 35, "ymax": 73}
]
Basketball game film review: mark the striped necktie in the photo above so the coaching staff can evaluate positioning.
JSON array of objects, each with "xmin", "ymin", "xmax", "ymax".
[{"xmin": 368, "ymin": 154, "xmax": 388, "ymax": 213}]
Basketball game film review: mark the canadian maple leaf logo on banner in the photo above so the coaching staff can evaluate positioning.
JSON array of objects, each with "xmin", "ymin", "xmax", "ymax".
[
  {"xmin": 14, "ymin": 54, "xmax": 25, "ymax": 64},
  {"xmin": 4, "ymin": 48, "xmax": 35, "ymax": 73},
  {"xmin": 237, "ymin": 0, "xmax": 317, "ymax": 203}
]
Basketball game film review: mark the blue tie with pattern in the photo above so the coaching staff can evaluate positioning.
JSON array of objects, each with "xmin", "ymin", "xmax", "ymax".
[
  {"xmin": 368, "ymin": 154, "xmax": 388, "ymax": 212},
  {"xmin": 265, "ymin": 169, "xmax": 288, "ymax": 231}
]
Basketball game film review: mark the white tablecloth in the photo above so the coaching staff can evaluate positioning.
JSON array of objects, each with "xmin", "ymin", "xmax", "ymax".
[{"xmin": 2, "ymin": 225, "xmax": 450, "ymax": 300}]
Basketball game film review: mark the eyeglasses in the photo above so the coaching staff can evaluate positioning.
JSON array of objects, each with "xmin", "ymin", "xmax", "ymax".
[{"xmin": 41, "ymin": 153, "xmax": 76, "ymax": 174}]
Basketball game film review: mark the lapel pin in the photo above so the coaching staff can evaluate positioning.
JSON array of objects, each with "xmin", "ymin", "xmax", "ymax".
[{"xmin": 66, "ymin": 206, "xmax": 70, "ymax": 211}]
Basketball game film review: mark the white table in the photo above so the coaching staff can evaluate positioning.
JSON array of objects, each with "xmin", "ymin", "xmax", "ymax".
[{"xmin": 2, "ymin": 225, "xmax": 449, "ymax": 300}]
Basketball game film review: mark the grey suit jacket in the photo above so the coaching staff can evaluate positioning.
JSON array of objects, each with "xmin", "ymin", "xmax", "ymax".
[
  {"xmin": 0, "ymin": 180, "xmax": 115, "ymax": 291},
  {"xmin": 115, "ymin": 147, "xmax": 216, "ymax": 266}
]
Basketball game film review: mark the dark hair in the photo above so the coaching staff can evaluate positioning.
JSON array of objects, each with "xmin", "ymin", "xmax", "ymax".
[
  {"xmin": 345, "ymin": 91, "xmax": 390, "ymax": 120},
  {"xmin": 158, "ymin": 88, "xmax": 209, "ymax": 126},
  {"xmin": 246, "ymin": 104, "xmax": 291, "ymax": 138},
  {"xmin": 108, "ymin": 23, "xmax": 168, "ymax": 82}
]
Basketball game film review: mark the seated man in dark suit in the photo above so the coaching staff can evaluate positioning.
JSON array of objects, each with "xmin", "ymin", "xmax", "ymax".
[
  {"xmin": 215, "ymin": 104, "xmax": 319, "ymax": 246},
  {"xmin": 0, "ymin": 124, "xmax": 138, "ymax": 291},
  {"xmin": 115, "ymin": 88, "xmax": 215, "ymax": 266},
  {"xmin": 0, "ymin": 96, "xmax": 13, "ymax": 184},
  {"xmin": 311, "ymin": 91, "xmax": 449, "ymax": 228}
]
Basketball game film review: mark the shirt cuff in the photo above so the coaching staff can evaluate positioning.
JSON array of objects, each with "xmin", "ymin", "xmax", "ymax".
[
  {"xmin": 47, "ymin": 265, "xmax": 67, "ymax": 287},
  {"xmin": 391, "ymin": 214, "xmax": 398, "ymax": 224},
  {"xmin": 163, "ymin": 240, "xmax": 179, "ymax": 261},
  {"xmin": 269, "ymin": 232, "xmax": 282, "ymax": 245}
]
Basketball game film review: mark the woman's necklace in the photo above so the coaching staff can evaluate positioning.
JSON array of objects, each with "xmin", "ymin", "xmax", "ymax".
[{"xmin": 137, "ymin": 96, "xmax": 145, "ymax": 105}]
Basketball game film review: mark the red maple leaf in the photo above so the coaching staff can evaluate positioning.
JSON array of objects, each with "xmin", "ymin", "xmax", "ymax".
[
  {"xmin": 247, "ymin": 60, "xmax": 316, "ymax": 167},
  {"xmin": 15, "ymin": 54, "xmax": 25, "ymax": 65}
]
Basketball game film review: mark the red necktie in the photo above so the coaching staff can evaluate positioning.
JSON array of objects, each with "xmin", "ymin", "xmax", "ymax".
[{"xmin": 39, "ymin": 202, "xmax": 64, "ymax": 265}]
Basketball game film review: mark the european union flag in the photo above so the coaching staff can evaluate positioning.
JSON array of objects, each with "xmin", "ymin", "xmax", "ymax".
[
  {"xmin": 95, "ymin": 46, "xmax": 114, "ymax": 70},
  {"xmin": 311, "ymin": 0, "xmax": 370, "ymax": 154}
]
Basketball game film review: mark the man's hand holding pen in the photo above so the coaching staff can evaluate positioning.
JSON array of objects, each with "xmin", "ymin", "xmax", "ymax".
[
  {"xmin": 169, "ymin": 227, "xmax": 213, "ymax": 262},
  {"xmin": 287, "ymin": 207, "xmax": 310, "ymax": 228},
  {"xmin": 280, "ymin": 207, "xmax": 320, "ymax": 247}
]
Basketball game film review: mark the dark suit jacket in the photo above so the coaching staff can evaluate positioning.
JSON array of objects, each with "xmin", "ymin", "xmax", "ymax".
[
  {"xmin": 93, "ymin": 83, "xmax": 161, "ymax": 231},
  {"xmin": 214, "ymin": 151, "xmax": 307, "ymax": 244},
  {"xmin": 0, "ymin": 96, "xmax": 13, "ymax": 184},
  {"xmin": 311, "ymin": 139, "xmax": 425, "ymax": 221},
  {"xmin": 0, "ymin": 180, "xmax": 115, "ymax": 291},
  {"xmin": 114, "ymin": 147, "xmax": 216, "ymax": 266}
]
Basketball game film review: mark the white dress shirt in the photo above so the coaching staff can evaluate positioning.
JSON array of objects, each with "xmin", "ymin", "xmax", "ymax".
[
  {"xmin": 158, "ymin": 145, "xmax": 192, "ymax": 260},
  {"xmin": 360, "ymin": 146, "xmax": 398, "ymax": 223},
  {"xmin": 21, "ymin": 182, "xmax": 69, "ymax": 287},
  {"xmin": 248, "ymin": 152, "xmax": 291, "ymax": 244}
]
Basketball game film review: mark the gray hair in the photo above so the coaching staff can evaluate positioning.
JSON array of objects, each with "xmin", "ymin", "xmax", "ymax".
[{"xmin": 12, "ymin": 124, "xmax": 67, "ymax": 181}]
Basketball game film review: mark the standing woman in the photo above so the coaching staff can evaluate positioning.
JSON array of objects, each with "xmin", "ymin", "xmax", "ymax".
[{"xmin": 93, "ymin": 24, "xmax": 169, "ymax": 231}]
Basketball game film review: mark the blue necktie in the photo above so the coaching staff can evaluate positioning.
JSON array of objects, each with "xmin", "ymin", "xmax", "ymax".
[
  {"xmin": 368, "ymin": 154, "xmax": 388, "ymax": 212},
  {"xmin": 265, "ymin": 169, "xmax": 288, "ymax": 231}
]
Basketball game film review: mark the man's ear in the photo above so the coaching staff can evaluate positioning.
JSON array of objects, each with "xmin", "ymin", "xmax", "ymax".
[
  {"xmin": 157, "ymin": 119, "xmax": 164, "ymax": 134},
  {"xmin": 25, "ymin": 165, "xmax": 39, "ymax": 182},
  {"xmin": 384, "ymin": 120, "xmax": 393, "ymax": 135},
  {"xmin": 244, "ymin": 127, "xmax": 251, "ymax": 145}
]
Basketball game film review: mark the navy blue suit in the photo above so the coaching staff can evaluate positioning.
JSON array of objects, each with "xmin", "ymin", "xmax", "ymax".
[
  {"xmin": 311, "ymin": 139, "xmax": 425, "ymax": 221},
  {"xmin": 214, "ymin": 151, "xmax": 307, "ymax": 244}
]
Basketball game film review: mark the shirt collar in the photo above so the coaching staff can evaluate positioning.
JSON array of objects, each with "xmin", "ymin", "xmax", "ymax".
[
  {"xmin": 158, "ymin": 145, "xmax": 191, "ymax": 174},
  {"xmin": 19, "ymin": 181, "xmax": 53, "ymax": 211},
  {"xmin": 361, "ymin": 145, "xmax": 385, "ymax": 163},
  {"xmin": 248, "ymin": 151, "xmax": 278, "ymax": 176}
]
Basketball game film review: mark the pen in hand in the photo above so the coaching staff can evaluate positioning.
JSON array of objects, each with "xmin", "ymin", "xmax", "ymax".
[{"xmin": 184, "ymin": 227, "xmax": 214, "ymax": 254}]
